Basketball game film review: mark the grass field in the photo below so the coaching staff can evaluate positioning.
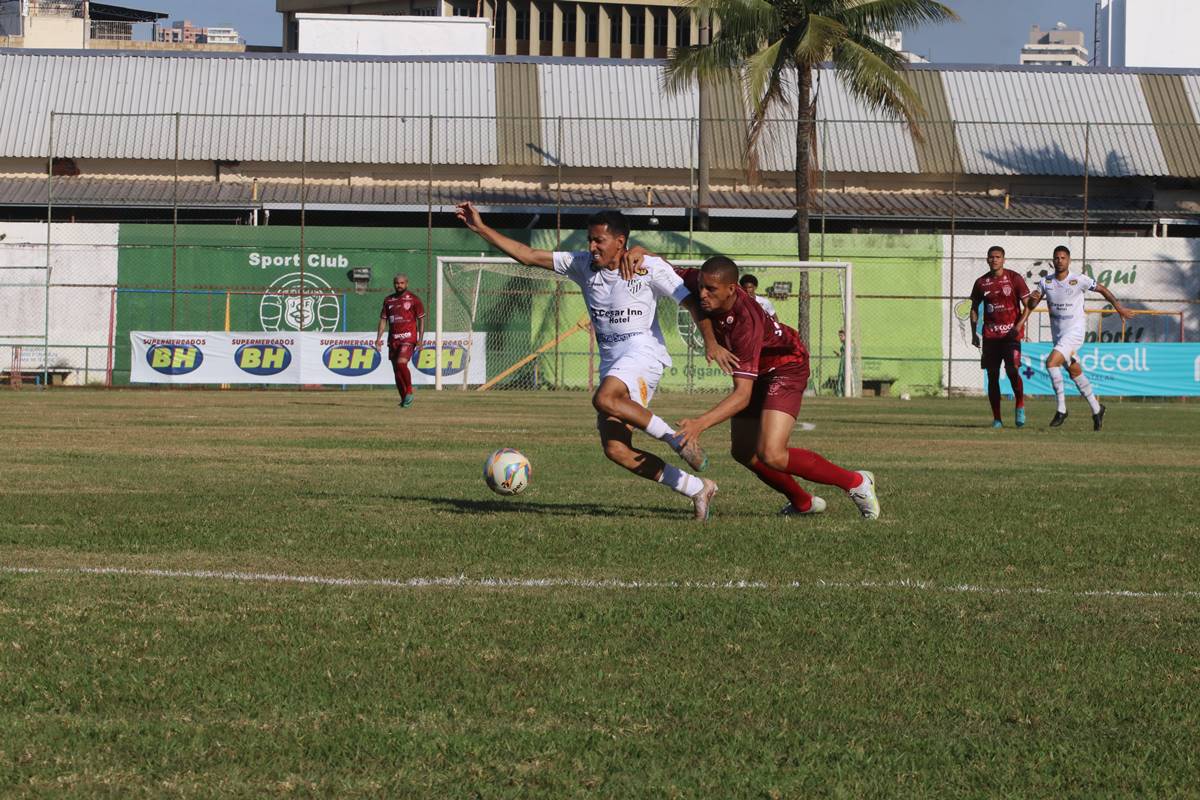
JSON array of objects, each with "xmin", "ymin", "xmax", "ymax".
[{"xmin": 2, "ymin": 389, "xmax": 1199, "ymax": 797}]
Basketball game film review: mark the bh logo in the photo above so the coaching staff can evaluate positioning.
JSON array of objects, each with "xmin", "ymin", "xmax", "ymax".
[
  {"xmin": 235, "ymin": 344, "xmax": 292, "ymax": 376},
  {"xmin": 323, "ymin": 344, "xmax": 378, "ymax": 376},
  {"xmin": 147, "ymin": 344, "xmax": 203, "ymax": 375},
  {"xmin": 415, "ymin": 343, "xmax": 468, "ymax": 377}
]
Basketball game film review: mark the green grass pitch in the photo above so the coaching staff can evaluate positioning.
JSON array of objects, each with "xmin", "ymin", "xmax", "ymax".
[{"xmin": 2, "ymin": 389, "xmax": 1198, "ymax": 797}]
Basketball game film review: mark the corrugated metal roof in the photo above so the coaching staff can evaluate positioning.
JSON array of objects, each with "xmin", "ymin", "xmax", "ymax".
[
  {"xmin": 1, "ymin": 51, "xmax": 498, "ymax": 164},
  {"xmin": 1139, "ymin": 74, "xmax": 1200, "ymax": 178},
  {"xmin": 941, "ymin": 70, "xmax": 1168, "ymax": 176}
]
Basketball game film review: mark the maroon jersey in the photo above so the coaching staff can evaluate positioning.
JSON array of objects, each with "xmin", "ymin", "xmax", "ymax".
[
  {"xmin": 678, "ymin": 269, "xmax": 808, "ymax": 379},
  {"xmin": 380, "ymin": 291, "xmax": 425, "ymax": 339},
  {"xmin": 970, "ymin": 269, "xmax": 1030, "ymax": 340}
]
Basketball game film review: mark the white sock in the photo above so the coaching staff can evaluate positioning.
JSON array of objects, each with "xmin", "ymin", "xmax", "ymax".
[
  {"xmin": 658, "ymin": 464, "xmax": 704, "ymax": 497},
  {"xmin": 644, "ymin": 414, "xmax": 676, "ymax": 441},
  {"xmin": 1048, "ymin": 366, "xmax": 1067, "ymax": 413},
  {"xmin": 1073, "ymin": 373, "xmax": 1102, "ymax": 414}
]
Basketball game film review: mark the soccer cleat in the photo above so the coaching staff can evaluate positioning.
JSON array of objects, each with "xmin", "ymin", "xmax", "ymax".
[
  {"xmin": 1015, "ymin": 408, "xmax": 1026, "ymax": 428},
  {"xmin": 692, "ymin": 478, "xmax": 718, "ymax": 522},
  {"xmin": 666, "ymin": 433, "xmax": 708, "ymax": 472},
  {"xmin": 847, "ymin": 470, "xmax": 880, "ymax": 520},
  {"xmin": 1049, "ymin": 410, "xmax": 1068, "ymax": 427},
  {"xmin": 780, "ymin": 497, "xmax": 827, "ymax": 516},
  {"xmin": 401, "ymin": 394, "xmax": 414, "ymax": 408},
  {"xmin": 1093, "ymin": 404, "xmax": 1106, "ymax": 431},
  {"xmin": 991, "ymin": 419, "xmax": 1004, "ymax": 429}
]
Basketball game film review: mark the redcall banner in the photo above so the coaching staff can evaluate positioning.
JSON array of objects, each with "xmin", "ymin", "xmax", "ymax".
[{"xmin": 129, "ymin": 332, "xmax": 487, "ymax": 386}]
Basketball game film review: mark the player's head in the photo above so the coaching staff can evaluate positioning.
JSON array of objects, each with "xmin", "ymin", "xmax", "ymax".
[
  {"xmin": 738, "ymin": 274, "xmax": 759, "ymax": 296},
  {"xmin": 697, "ymin": 256, "xmax": 740, "ymax": 313},
  {"xmin": 1053, "ymin": 245, "xmax": 1071, "ymax": 270},
  {"xmin": 987, "ymin": 246, "xmax": 1005, "ymax": 269},
  {"xmin": 393, "ymin": 273, "xmax": 408, "ymax": 292},
  {"xmin": 586, "ymin": 210, "xmax": 629, "ymax": 269}
]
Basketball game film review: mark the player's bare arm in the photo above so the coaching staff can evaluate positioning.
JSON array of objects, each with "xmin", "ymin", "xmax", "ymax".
[
  {"xmin": 1095, "ymin": 283, "xmax": 1134, "ymax": 321},
  {"xmin": 456, "ymin": 201, "xmax": 554, "ymax": 270},
  {"xmin": 374, "ymin": 316, "xmax": 388, "ymax": 350},
  {"xmin": 969, "ymin": 303, "xmax": 981, "ymax": 348},
  {"xmin": 675, "ymin": 377, "xmax": 755, "ymax": 447}
]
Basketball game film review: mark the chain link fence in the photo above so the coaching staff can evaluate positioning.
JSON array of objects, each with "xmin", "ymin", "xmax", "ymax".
[{"xmin": 2, "ymin": 112, "xmax": 1197, "ymax": 394}]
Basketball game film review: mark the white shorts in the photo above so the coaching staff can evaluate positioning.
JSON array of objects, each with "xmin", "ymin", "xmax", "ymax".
[
  {"xmin": 601, "ymin": 355, "xmax": 664, "ymax": 408},
  {"xmin": 1051, "ymin": 329, "xmax": 1085, "ymax": 364}
]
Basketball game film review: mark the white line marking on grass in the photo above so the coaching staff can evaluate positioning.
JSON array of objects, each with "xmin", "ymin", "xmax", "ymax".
[{"xmin": 2, "ymin": 565, "xmax": 1198, "ymax": 601}]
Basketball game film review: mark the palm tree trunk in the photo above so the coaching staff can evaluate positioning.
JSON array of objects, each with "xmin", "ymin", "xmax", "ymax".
[{"xmin": 794, "ymin": 62, "xmax": 812, "ymax": 343}]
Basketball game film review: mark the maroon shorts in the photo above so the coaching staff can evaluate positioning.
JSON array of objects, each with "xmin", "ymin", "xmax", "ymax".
[
  {"xmin": 389, "ymin": 341, "xmax": 415, "ymax": 363},
  {"xmin": 980, "ymin": 338, "xmax": 1021, "ymax": 371},
  {"xmin": 735, "ymin": 364, "xmax": 809, "ymax": 419}
]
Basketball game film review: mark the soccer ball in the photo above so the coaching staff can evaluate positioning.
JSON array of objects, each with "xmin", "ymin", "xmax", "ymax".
[{"xmin": 483, "ymin": 448, "xmax": 531, "ymax": 496}]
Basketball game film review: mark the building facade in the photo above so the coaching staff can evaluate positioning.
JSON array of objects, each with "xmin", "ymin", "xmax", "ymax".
[{"xmin": 1019, "ymin": 23, "xmax": 1088, "ymax": 67}]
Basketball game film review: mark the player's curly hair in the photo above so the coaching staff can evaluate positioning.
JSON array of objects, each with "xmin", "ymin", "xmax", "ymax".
[{"xmin": 586, "ymin": 210, "xmax": 629, "ymax": 239}]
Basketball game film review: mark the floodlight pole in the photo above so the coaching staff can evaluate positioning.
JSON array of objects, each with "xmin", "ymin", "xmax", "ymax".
[{"xmin": 435, "ymin": 257, "xmax": 444, "ymax": 390}]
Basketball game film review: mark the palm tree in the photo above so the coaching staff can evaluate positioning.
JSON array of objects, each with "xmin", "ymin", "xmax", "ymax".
[{"xmin": 666, "ymin": 0, "xmax": 956, "ymax": 336}]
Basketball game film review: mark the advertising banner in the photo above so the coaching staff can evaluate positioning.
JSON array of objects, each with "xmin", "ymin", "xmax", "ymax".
[
  {"xmin": 130, "ymin": 331, "xmax": 486, "ymax": 386},
  {"xmin": 996, "ymin": 343, "xmax": 1200, "ymax": 397}
]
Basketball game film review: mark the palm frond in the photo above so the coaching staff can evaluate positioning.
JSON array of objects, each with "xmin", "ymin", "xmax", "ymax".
[
  {"xmin": 830, "ymin": 36, "xmax": 924, "ymax": 122},
  {"xmin": 839, "ymin": 0, "xmax": 958, "ymax": 33},
  {"xmin": 790, "ymin": 13, "xmax": 848, "ymax": 64}
]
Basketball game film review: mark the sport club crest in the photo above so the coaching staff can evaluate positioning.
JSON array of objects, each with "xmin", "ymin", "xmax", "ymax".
[{"xmin": 260, "ymin": 272, "xmax": 341, "ymax": 332}]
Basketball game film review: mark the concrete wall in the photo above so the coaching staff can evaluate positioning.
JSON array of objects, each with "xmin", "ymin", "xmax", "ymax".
[{"xmin": 1101, "ymin": 0, "xmax": 1200, "ymax": 68}]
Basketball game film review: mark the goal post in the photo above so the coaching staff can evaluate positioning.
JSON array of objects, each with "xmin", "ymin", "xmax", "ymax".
[{"xmin": 435, "ymin": 256, "xmax": 859, "ymax": 397}]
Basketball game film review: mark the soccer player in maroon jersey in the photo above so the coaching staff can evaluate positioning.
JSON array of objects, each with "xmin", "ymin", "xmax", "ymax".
[
  {"xmin": 374, "ymin": 274, "xmax": 425, "ymax": 408},
  {"xmin": 671, "ymin": 257, "xmax": 880, "ymax": 519},
  {"xmin": 969, "ymin": 246, "xmax": 1032, "ymax": 428}
]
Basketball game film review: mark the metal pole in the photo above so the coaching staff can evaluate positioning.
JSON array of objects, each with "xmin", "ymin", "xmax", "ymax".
[
  {"xmin": 687, "ymin": 117, "xmax": 695, "ymax": 258},
  {"xmin": 820, "ymin": 118, "xmax": 827, "ymax": 260},
  {"xmin": 44, "ymin": 111, "xmax": 54, "ymax": 387},
  {"xmin": 81, "ymin": 0, "xmax": 89, "ymax": 48},
  {"xmin": 171, "ymin": 111, "xmax": 179, "ymax": 329},
  {"xmin": 300, "ymin": 113, "xmax": 307, "ymax": 330},
  {"xmin": 947, "ymin": 121, "xmax": 958, "ymax": 399},
  {"xmin": 556, "ymin": 116, "xmax": 563, "ymax": 245},
  {"xmin": 1082, "ymin": 122, "xmax": 1090, "ymax": 268},
  {"xmin": 427, "ymin": 114, "xmax": 434, "ymax": 305},
  {"xmin": 435, "ymin": 256, "xmax": 444, "ymax": 390}
]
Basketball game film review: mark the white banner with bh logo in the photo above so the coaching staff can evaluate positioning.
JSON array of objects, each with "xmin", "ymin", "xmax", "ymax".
[{"xmin": 130, "ymin": 332, "xmax": 487, "ymax": 385}]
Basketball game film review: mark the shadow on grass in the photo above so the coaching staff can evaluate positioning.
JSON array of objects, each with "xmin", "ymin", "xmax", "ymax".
[
  {"xmin": 820, "ymin": 417, "xmax": 986, "ymax": 430},
  {"xmin": 408, "ymin": 495, "xmax": 683, "ymax": 518}
]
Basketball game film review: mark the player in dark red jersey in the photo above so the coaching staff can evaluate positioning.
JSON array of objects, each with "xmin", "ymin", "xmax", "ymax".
[
  {"xmin": 672, "ymin": 257, "xmax": 880, "ymax": 519},
  {"xmin": 969, "ymin": 246, "xmax": 1032, "ymax": 428},
  {"xmin": 374, "ymin": 273, "xmax": 425, "ymax": 408}
]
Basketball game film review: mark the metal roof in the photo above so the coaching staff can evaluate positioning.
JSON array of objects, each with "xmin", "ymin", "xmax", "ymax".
[
  {"xmin": 940, "ymin": 69, "xmax": 1169, "ymax": 176},
  {"xmin": 3, "ymin": 50, "xmax": 1200, "ymax": 177}
]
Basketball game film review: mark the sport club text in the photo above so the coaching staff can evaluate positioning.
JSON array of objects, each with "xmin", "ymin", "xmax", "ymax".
[{"xmin": 249, "ymin": 253, "xmax": 353, "ymax": 269}]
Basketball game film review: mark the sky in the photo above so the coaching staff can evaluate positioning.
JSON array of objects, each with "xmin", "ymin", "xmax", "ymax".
[{"xmin": 134, "ymin": 0, "xmax": 1102, "ymax": 64}]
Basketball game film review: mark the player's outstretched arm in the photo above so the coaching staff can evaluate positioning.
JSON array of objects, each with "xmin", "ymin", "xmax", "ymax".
[
  {"xmin": 374, "ymin": 314, "xmax": 388, "ymax": 350},
  {"xmin": 456, "ymin": 201, "xmax": 553, "ymax": 270},
  {"xmin": 675, "ymin": 378, "xmax": 755, "ymax": 446},
  {"xmin": 1094, "ymin": 283, "xmax": 1134, "ymax": 321}
]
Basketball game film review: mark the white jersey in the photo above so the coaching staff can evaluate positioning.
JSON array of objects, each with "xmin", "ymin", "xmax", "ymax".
[
  {"xmin": 553, "ymin": 251, "xmax": 690, "ymax": 370},
  {"xmin": 1036, "ymin": 271, "xmax": 1097, "ymax": 340},
  {"xmin": 753, "ymin": 294, "xmax": 777, "ymax": 318}
]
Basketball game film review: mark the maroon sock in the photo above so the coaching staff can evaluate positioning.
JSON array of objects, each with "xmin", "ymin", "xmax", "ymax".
[
  {"xmin": 395, "ymin": 361, "xmax": 412, "ymax": 397},
  {"xmin": 1007, "ymin": 368, "xmax": 1025, "ymax": 409},
  {"xmin": 749, "ymin": 461, "xmax": 813, "ymax": 511},
  {"xmin": 785, "ymin": 448, "xmax": 861, "ymax": 492},
  {"xmin": 987, "ymin": 367, "xmax": 1002, "ymax": 420}
]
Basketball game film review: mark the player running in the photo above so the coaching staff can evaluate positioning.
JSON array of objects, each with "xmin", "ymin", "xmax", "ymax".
[
  {"xmin": 455, "ymin": 201, "xmax": 729, "ymax": 520},
  {"xmin": 374, "ymin": 273, "xmax": 424, "ymax": 408},
  {"xmin": 671, "ymin": 256, "xmax": 880, "ymax": 519},
  {"xmin": 969, "ymin": 245, "xmax": 1031, "ymax": 428},
  {"xmin": 1026, "ymin": 245, "xmax": 1132, "ymax": 430}
]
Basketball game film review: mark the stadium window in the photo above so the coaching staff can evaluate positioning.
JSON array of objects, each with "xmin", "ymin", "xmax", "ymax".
[
  {"xmin": 495, "ymin": 2, "xmax": 507, "ymax": 38},
  {"xmin": 630, "ymin": 10, "xmax": 644, "ymax": 46},
  {"xmin": 411, "ymin": 5, "xmax": 438, "ymax": 15},
  {"xmin": 562, "ymin": 5, "xmax": 576, "ymax": 41},
  {"xmin": 515, "ymin": 4, "xmax": 530, "ymax": 40},
  {"xmin": 675, "ymin": 9, "xmax": 690, "ymax": 49},
  {"xmin": 584, "ymin": 6, "xmax": 598, "ymax": 43},
  {"xmin": 538, "ymin": 3, "xmax": 553, "ymax": 42},
  {"xmin": 609, "ymin": 6, "xmax": 620, "ymax": 47},
  {"xmin": 652, "ymin": 8, "xmax": 667, "ymax": 48},
  {"xmin": 452, "ymin": 4, "xmax": 475, "ymax": 15}
]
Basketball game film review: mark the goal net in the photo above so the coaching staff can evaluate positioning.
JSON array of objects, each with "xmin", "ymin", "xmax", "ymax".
[{"xmin": 435, "ymin": 257, "xmax": 860, "ymax": 397}]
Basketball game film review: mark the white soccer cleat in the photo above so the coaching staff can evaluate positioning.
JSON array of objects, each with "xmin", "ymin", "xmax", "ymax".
[
  {"xmin": 780, "ymin": 497, "xmax": 827, "ymax": 515},
  {"xmin": 692, "ymin": 478, "xmax": 718, "ymax": 522},
  {"xmin": 847, "ymin": 470, "xmax": 880, "ymax": 520}
]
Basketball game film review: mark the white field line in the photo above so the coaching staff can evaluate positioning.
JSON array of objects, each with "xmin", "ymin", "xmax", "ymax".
[{"xmin": 1, "ymin": 564, "xmax": 1198, "ymax": 602}]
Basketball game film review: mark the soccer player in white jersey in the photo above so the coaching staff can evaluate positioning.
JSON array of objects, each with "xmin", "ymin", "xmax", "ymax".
[
  {"xmin": 739, "ymin": 274, "xmax": 778, "ymax": 320},
  {"xmin": 455, "ymin": 201, "xmax": 731, "ymax": 520},
  {"xmin": 1025, "ymin": 245, "xmax": 1133, "ymax": 430}
]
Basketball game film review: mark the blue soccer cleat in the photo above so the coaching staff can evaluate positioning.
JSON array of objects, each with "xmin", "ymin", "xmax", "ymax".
[
  {"xmin": 991, "ymin": 419, "xmax": 1004, "ymax": 429},
  {"xmin": 1015, "ymin": 407, "xmax": 1026, "ymax": 428}
]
